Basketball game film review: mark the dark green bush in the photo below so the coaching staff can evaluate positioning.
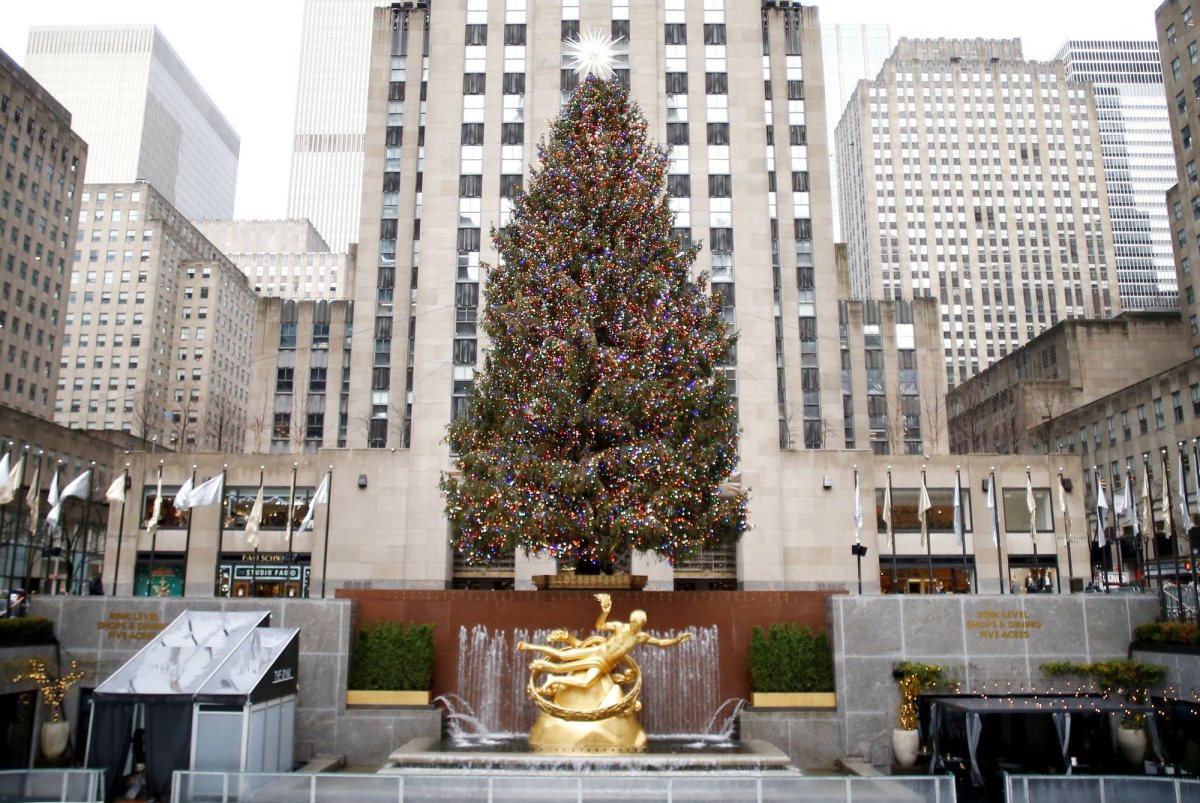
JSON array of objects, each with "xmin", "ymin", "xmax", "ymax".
[
  {"xmin": 0, "ymin": 617, "xmax": 55, "ymax": 647},
  {"xmin": 748, "ymin": 622, "xmax": 834, "ymax": 693},
  {"xmin": 1134, "ymin": 621, "xmax": 1199, "ymax": 646},
  {"xmin": 347, "ymin": 621, "xmax": 435, "ymax": 691}
]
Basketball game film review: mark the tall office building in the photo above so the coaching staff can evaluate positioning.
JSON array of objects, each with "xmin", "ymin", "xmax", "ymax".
[
  {"xmin": 1157, "ymin": 1, "xmax": 1200, "ymax": 357},
  {"xmin": 287, "ymin": 0, "xmax": 384, "ymax": 251},
  {"xmin": 821, "ymin": 23, "xmax": 892, "ymax": 241},
  {"xmin": 836, "ymin": 38, "xmax": 1118, "ymax": 387},
  {"xmin": 0, "ymin": 48, "xmax": 87, "ymax": 418},
  {"xmin": 56, "ymin": 183, "xmax": 256, "ymax": 451},
  {"xmin": 195, "ymin": 219, "xmax": 356, "ymax": 300},
  {"xmin": 1055, "ymin": 40, "xmax": 1177, "ymax": 311},
  {"xmin": 24, "ymin": 26, "xmax": 239, "ymax": 220}
]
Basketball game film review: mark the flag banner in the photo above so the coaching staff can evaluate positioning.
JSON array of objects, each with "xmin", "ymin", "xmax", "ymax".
[
  {"xmin": 853, "ymin": 471, "xmax": 863, "ymax": 546},
  {"xmin": 286, "ymin": 469, "xmax": 297, "ymax": 536},
  {"xmin": 0, "ymin": 454, "xmax": 17, "ymax": 505},
  {"xmin": 47, "ymin": 469, "xmax": 90, "ymax": 530},
  {"xmin": 1122, "ymin": 473, "xmax": 1137, "ymax": 537},
  {"xmin": 1179, "ymin": 447, "xmax": 1190, "ymax": 528},
  {"xmin": 953, "ymin": 472, "xmax": 964, "ymax": 548},
  {"xmin": 1141, "ymin": 466, "xmax": 1154, "ymax": 541},
  {"xmin": 0, "ymin": 453, "xmax": 8, "ymax": 498},
  {"xmin": 883, "ymin": 477, "xmax": 894, "ymax": 550},
  {"xmin": 1095, "ymin": 471, "xmax": 1108, "ymax": 549},
  {"xmin": 987, "ymin": 476, "xmax": 1000, "ymax": 548},
  {"xmin": 301, "ymin": 473, "xmax": 330, "ymax": 532},
  {"xmin": 25, "ymin": 461, "xmax": 41, "ymax": 535},
  {"xmin": 1162, "ymin": 455, "xmax": 1174, "ymax": 539},
  {"xmin": 173, "ymin": 476, "xmax": 195, "ymax": 513},
  {"xmin": 188, "ymin": 475, "xmax": 224, "ymax": 508},
  {"xmin": 245, "ymin": 486, "xmax": 264, "ymax": 548},
  {"xmin": 144, "ymin": 474, "xmax": 163, "ymax": 536},
  {"xmin": 47, "ymin": 471, "xmax": 60, "ymax": 510},
  {"xmin": 1026, "ymin": 473, "xmax": 1038, "ymax": 545},
  {"xmin": 106, "ymin": 474, "xmax": 126, "ymax": 504},
  {"xmin": 918, "ymin": 476, "xmax": 931, "ymax": 549},
  {"xmin": 1058, "ymin": 475, "xmax": 1070, "ymax": 546}
]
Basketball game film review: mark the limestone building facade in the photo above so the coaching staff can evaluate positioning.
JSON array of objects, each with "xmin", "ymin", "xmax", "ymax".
[{"xmin": 0, "ymin": 48, "xmax": 87, "ymax": 419}]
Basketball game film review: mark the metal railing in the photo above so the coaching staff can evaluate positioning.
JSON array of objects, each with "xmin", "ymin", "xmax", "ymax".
[
  {"xmin": 171, "ymin": 771, "xmax": 957, "ymax": 802},
  {"xmin": 0, "ymin": 769, "xmax": 103, "ymax": 803},
  {"xmin": 1161, "ymin": 583, "xmax": 1199, "ymax": 621},
  {"xmin": 1006, "ymin": 773, "xmax": 1200, "ymax": 803}
]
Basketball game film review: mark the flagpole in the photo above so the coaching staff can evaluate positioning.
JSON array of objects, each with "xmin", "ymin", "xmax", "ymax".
[
  {"xmin": 12, "ymin": 447, "xmax": 28, "ymax": 596},
  {"xmin": 1027, "ymin": 467, "xmax": 1039, "ymax": 589},
  {"xmin": 252, "ymin": 466, "xmax": 263, "ymax": 597},
  {"xmin": 1110, "ymin": 464, "xmax": 1125, "ymax": 585},
  {"xmin": 887, "ymin": 467, "xmax": 897, "ymax": 593},
  {"xmin": 286, "ymin": 462, "xmax": 297, "ymax": 596},
  {"xmin": 1164, "ymin": 448, "xmax": 1182, "ymax": 600},
  {"xmin": 956, "ymin": 467, "xmax": 970, "ymax": 593},
  {"xmin": 1, "ymin": 442, "xmax": 13, "ymax": 595},
  {"xmin": 1191, "ymin": 439, "xmax": 1200, "ymax": 620},
  {"xmin": 922, "ymin": 467, "xmax": 934, "ymax": 592},
  {"xmin": 42, "ymin": 460, "xmax": 59, "ymax": 594},
  {"xmin": 1147, "ymin": 454, "xmax": 1165, "ymax": 616},
  {"xmin": 319, "ymin": 466, "xmax": 334, "ymax": 598},
  {"xmin": 181, "ymin": 465, "xmax": 197, "ymax": 597},
  {"xmin": 1059, "ymin": 469, "xmax": 1074, "ymax": 591},
  {"xmin": 992, "ymin": 468, "xmax": 1004, "ymax": 594},
  {"xmin": 111, "ymin": 464, "xmax": 129, "ymax": 596},
  {"xmin": 853, "ymin": 467, "xmax": 863, "ymax": 595},
  {"xmin": 80, "ymin": 462, "xmax": 95, "ymax": 595},
  {"xmin": 148, "ymin": 461, "xmax": 163, "ymax": 595},
  {"xmin": 1129, "ymin": 466, "xmax": 1144, "ymax": 591},
  {"xmin": 212, "ymin": 465, "xmax": 228, "ymax": 597}
]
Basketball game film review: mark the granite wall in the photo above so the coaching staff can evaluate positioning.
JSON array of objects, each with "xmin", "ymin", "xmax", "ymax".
[{"xmin": 829, "ymin": 594, "xmax": 1161, "ymax": 767}]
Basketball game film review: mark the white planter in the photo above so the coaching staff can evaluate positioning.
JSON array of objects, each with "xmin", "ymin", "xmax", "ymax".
[
  {"xmin": 892, "ymin": 727, "xmax": 920, "ymax": 768},
  {"xmin": 40, "ymin": 721, "xmax": 69, "ymax": 760},
  {"xmin": 1118, "ymin": 726, "xmax": 1146, "ymax": 765}
]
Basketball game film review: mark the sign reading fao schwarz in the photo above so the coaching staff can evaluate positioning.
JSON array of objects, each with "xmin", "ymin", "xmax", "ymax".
[{"xmin": 233, "ymin": 565, "xmax": 304, "ymax": 581}]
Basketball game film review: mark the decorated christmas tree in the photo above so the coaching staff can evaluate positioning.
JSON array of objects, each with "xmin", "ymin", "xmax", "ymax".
[{"xmin": 442, "ymin": 64, "xmax": 746, "ymax": 569}]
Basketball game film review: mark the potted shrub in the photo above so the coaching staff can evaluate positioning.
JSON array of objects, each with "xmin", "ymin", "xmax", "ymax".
[
  {"xmin": 11, "ymin": 657, "xmax": 84, "ymax": 760},
  {"xmin": 748, "ymin": 623, "xmax": 835, "ymax": 707},
  {"xmin": 1041, "ymin": 659, "xmax": 1167, "ymax": 764},
  {"xmin": 346, "ymin": 621, "xmax": 435, "ymax": 705},
  {"xmin": 891, "ymin": 661, "xmax": 954, "ymax": 768}
]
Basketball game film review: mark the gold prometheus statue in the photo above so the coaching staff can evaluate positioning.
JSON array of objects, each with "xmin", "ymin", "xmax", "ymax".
[{"xmin": 517, "ymin": 593, "xmax": 692, "ymax": 753}]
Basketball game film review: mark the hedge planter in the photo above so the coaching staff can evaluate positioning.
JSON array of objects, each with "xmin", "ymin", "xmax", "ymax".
[
  {"xmin": 750, "ymin": 692, "xmax": 837, "ymax": 709},
  {"xmin": 346, "ymin": 690, "xmax": 431, "ymax": 707}
]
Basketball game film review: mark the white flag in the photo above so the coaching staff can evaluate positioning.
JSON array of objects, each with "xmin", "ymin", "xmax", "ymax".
[
  {"xmin": 173, "ymin": 476, "xmax": 195, "ymax": 513},
  {"xmin": 1058, "ymin": 474, "xmax": 1071, "ymax": 546},
  {"xmin": 25, "ymin": 461, "xmax": 41, "ymax": 535},
  {"xmin": 106, "ymin": 474, "xmax": 126, "ymax": 504},
  {"xmin": 1027, "ymin": 472, "xmax": 1039, "ymax": 546},
  {"xmin": 1163, "ymin": 458, "xmax": 1174, "ymax": 539},
  {"xmin": 47, "ymin": 471, "xmax": 60, "ymax": 510},
  {"xmin": 953, "ymin": 472, "xmax": 964, "ymax": 547},
  {"xmin": 48, "ymin": 470, "xmax": 91, "ymax": 529},
  {"xmin": 1178, "ymin": 448, "xmax": 1190, "ymax": 528},
  {"xmin": 987, "ymin": 476, "xmax": 1000, "ymax": 548},
  {"xmin": 882, "ymin": 477, "xmax": 894, "ymax": 550},
  {"xmin": 144, "ymin": 474, "xmax": 163, "ymax": 536},
  {"xmin": 244, "ymin": 486, "xmax": 264, "ymax": 548},
  {"xmin": 0, "ymin": 456, "xmax": 22, "ymax": 505},
  {"xmin": 187, "ymin": 475, "xmax": 224, "ymax": 508},
  {"xmin": 1122, "ymin": 473, "xmax": 1137, "ymax": 537},
  {"xmin": 918, "ymin": 476, "xmax": 932, "ymax": 548},
  {"xmin": 1095, "ymin": 471, "xmax": 1108, "ymax": 549},
  {"xmin": 0, "ymin": 453, "xmax": 8, "ymax": 500},
  {"xmin": 1141, "ymin": 466, "xmax": 1154, "ymax": 542},
  {"xmin": 301, "ymin": 473, "xmax": 330, "ymax": 532}
]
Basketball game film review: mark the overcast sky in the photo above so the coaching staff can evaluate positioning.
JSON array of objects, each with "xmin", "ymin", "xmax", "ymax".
[{"xmin": 0, "ymin": 0, "xmax": 1159, "ymax": 220}]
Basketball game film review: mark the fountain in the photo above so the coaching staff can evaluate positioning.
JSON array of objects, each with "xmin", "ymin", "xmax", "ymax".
[{"xmin": 383, "ymin": 596, "xmax": 793, "ymax": 773}]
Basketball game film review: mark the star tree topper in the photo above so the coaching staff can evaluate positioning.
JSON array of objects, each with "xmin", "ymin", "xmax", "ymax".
[{"xmin": 563, "ymin": 28, "xmax": 629, "ymax": 81}]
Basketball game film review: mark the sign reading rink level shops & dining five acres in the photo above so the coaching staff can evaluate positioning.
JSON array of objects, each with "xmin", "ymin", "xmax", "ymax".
[{"xmin": 966, "ymin": 609, "xmax": 1043, "ymax": 639}]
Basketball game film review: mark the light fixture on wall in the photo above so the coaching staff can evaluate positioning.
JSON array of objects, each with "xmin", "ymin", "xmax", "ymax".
[
  {"xmin": 822, "ymin": 475, "xmax": 833, "ymax": 489},
  {"xmin": 357, "ymin": 474, "xmax": 368, "ymax": 488}
]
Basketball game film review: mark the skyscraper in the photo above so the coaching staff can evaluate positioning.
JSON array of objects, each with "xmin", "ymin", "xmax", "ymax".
[
  {"xmin": 287, "ymin": 0, "xmax": 385, "ymax": 251},
  {"xmin": 1056, "ymin": 39, "xmax": 1177, "ymax": 311},
  {"xmin": 0, "ymin": 48, "xmax": 87, "ymax": 418},
  {"xmin": 24, "ymin": 25, "xmax": 239, "ymax": 220},
  {"xmin": 821, "ymin": 23, "xmax": 892, "ymax": 241},
  {"xmin": 837, "ymin": 38, "xmax": 1118, "ymax": 387}
]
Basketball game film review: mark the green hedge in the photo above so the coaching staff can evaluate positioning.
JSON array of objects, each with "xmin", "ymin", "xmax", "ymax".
[
  {"xmin": 0, "ymin": 617, "xmax": 55, "ymax": 647},
  {"xmin": 748, "ymin": 622, "xmax": 833, "ymax": 693},
  {"xmin": 347, "ymin": 621, "xmax": 435, "ymax": 691},
  {"xmin": 1135, "ymin": 621, "xmax": 1199, "ymax": 646}
]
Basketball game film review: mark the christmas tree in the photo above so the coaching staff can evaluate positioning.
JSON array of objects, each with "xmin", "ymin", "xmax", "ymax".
[{"xmin": 442, "ymin": 73, "xmax": 746, "ymax": 569}]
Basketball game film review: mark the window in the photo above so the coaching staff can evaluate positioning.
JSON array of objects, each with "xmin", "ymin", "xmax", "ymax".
[
  {"xmin": 873, "ymin": 487, "xmax": 972, "ymax": 532},
  {"xmin": 276, "ymin": 367, "xmax": 294, "ymax": 393},
  {"xmin": 1173, "ymin": 57, "xmax": 1183, "ymax": 81},
  {"xmin": 1137, "ymin": 404, "xmax": 1148, "ymax": 434},
  {"xmin": 1001, "ymin": 487, "xmax": 1053, "ymax": 532},
  {"xmin": 1154, "ymin": 398, "xmax": 1165, "ymax": 429},
  {"xmin": 1173, "ymin": 390, "xmax": 1184, "ymax": 424}
]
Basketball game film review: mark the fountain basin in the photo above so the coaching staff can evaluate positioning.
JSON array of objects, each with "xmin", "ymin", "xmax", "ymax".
[{"xmin": 382, "ymin": 736, "xmax": 796, "ymax": 773}]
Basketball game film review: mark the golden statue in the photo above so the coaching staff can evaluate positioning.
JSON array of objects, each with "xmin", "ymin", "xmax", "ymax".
[{"xmin": 517, "ymin": 593, "xmax": 692, "ymax": 753}]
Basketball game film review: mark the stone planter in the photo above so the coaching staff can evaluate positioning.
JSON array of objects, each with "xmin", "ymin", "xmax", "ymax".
[
  {"xmin": 345, "ymin": 690, "xmax": 431, "ymax": 706},
  {"xmin": 40, "ymin": 720, "xmax": 70, "ymax": 760},
  {"xmin": 750, "ymin": 692, "xmax": 836, "ymax": 708},
  {"xmin": 892, "ymin": 727, "xmax": 920, "ymax": 768},
  {"xmin": 1118, "ymin": 726, "xmax": 1146, "ymax": 765}
]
